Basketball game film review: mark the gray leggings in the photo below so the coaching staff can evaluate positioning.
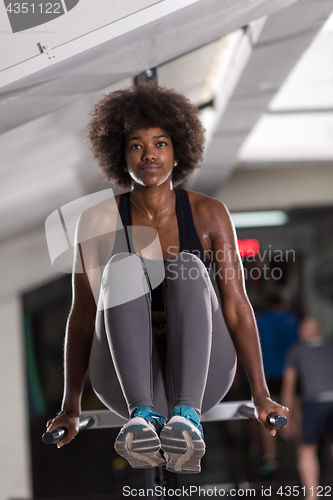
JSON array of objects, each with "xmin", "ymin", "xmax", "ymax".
[{"xmin": 89, "ymin": 252, "xmax": 237, "ymax": 419}]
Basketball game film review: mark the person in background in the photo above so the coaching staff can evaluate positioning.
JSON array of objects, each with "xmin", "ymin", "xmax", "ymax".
[
  {"xmin": 282, "ymin": 318, "xmax": 333, "ymax": 500},
  {"xmin": 256, "ymin": 295, "xmax": 299, "ymax": 473}
]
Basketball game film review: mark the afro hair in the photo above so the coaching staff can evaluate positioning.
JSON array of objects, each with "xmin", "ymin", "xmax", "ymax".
[{"xmin": 85, "ymin": 82, "xmax": 205, "ymax": 188}]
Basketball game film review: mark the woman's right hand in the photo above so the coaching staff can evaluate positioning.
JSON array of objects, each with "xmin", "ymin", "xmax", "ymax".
[{"xmin": 46, "ymin": 413, "xmax": 81, "ymax": 448}]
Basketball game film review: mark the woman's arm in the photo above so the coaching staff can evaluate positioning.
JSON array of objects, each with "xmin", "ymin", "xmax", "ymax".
[
  {"xmin": 46, "ymin": 211, "xmax": 99, "ymax": 447},
  {"xmin": 209, "ymin": 200, "xmax": 288, "ymax": 434},
  {"xmin": 62, "ymin": 266, "xmax": 97, "ymax": 416},
  {"xmin": 280, "ymin": 366, "xmax": 298, "ymax": 440}
]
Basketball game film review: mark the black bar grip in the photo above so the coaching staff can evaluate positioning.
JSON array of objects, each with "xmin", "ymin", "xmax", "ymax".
[
  {"xmin": 238, "ymin": 405, "xmax": 287, "ymax": 428},
  {"xmin": 42, "ymin": 427, "xmax": 66, "ymax": 444},
  {"xmin": 42, "ymin": 417, "xmax": 94, "ymax": 444}
]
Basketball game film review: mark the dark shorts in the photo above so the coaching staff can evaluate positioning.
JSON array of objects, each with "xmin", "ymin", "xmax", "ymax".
[{"xmin": 302, "ymin": 401, "xmax": 333, "ymax": 445}]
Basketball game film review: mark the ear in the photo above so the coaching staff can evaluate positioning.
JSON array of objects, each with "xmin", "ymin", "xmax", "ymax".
[
  {"xmin": 173, "ymin": 160, "xmax": 179, "ymax": 167},
  {"xmin": 124, "ymin": 167, "xmax": 128, "ymax": 172}
]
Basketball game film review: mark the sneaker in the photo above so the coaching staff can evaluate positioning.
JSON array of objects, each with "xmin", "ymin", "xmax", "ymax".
[
  {"xmin": 114, "ymin": 405, "xmax": 167, "ymax": 468},
  {"xmin": 160, "ymin": 405, "xmax": 206, "ymax": 474}
]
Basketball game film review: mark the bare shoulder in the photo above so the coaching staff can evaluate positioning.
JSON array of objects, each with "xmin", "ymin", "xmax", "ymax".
[
  {"xmin": 186, "ymin": 189, "xmax": 228, "ymax": 211},
  {"xmin": 185, "ymin": 189, "xmax": 232, "ymax": 228},
  {"xmin": 77, "ymin": 192, "xmax": 124, "ymax": 238}
]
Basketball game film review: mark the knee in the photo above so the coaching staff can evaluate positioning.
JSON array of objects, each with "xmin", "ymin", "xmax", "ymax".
[
  {"xmin": 108, "ymin": 251, "xmax": 140, "ymax": 265},
  {"xmin": 164, "ymin": 252, "xmax": 209, "ymax": 285},
  {"xmin": 105, "ymin": 252, "xmax": 144, "ymax": 277},
  {"xmin": 102, "ymin": 252, "xmax": 150, "ymax": 305}
]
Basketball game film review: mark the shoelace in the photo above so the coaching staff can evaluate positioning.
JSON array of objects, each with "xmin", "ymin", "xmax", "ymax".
[
  {"xmin": 131, "ymin": 406, "xmax": 166, "ymax": 429},
  {"xmin": 174, "ymin": 405, "xmax": 204, "ymax": 437}
]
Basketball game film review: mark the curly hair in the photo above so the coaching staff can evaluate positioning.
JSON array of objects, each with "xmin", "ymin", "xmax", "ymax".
[{"xmin": 85, "ymin": 82, "xmax": 205, "ymax": 188}]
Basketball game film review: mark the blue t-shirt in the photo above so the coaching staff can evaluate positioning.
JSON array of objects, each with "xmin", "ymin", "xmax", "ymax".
[{"xmin": 257, "ymin": 310, "xmax": 298, "ymax": 378}]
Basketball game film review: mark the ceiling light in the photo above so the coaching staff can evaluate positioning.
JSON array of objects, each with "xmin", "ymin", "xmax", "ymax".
[{"xmin": 230, "ymin": 210, "xmax": 288, "ymax": 228}]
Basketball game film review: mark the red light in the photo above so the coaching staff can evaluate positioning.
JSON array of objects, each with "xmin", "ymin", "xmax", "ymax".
[{"xmin": 238, "ymin": 239, "xmax": 260, "ymax": 257}]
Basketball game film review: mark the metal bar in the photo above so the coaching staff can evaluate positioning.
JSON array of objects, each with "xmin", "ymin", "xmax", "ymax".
[
  {"xmin": 42, "ymin": 401, "xmax": 286, "ymax": 444},
  {"xmin": 238, "ymin": 405, "xmax": 287, "ymax": 427},
  {"xmin": 78, "ymin": 400, "xmax": 257, "ymax": 430},
  {"xmin": 42, "ymin": 416, "xmax": 94, "ymax": 444}
]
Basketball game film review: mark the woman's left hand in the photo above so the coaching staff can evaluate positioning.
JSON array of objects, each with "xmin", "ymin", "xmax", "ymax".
[{"xmin": 254, "ymin": 396, "xmax": 289, "ymax": 436}]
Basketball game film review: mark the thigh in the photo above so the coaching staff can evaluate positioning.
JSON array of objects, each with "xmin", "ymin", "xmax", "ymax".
[
  {"xmin": 89, "ymin": 310, "xmax": 169, "ymax": 419},
  {"xmin": 162, "ymin": 273, "xmax": 237, "ymax": 415},
  {"xmin": 201, "ymin": 279, "xmax": 237, "ymax": 414},
  {"xmin": 89, "ymin": 310, "xmax": 128, "ymax": 418}
]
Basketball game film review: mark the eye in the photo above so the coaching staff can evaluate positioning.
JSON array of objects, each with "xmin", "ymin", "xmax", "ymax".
[
  {"xmin": 130, "ymin": 143, "xmax": 142, "ymax": 150},
  {"xmin": 156, "ymin": 141, "xmax": 167, "ymax": 147}
]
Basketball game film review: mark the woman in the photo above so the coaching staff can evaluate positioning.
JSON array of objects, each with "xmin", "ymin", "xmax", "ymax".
[{"xmin": 46, "ymin": 83, "xmax": 288, "ymax": 474}]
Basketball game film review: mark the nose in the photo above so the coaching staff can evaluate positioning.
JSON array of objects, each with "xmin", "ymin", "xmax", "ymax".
[{"xmin": 141, "ymin": 145, "xmax": 156, "ymax": 161}]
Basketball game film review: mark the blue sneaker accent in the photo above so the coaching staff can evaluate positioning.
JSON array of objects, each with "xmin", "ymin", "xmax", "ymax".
[
  {"xmin": 131, "ymin": 405, "xmax": 166, "ymax": 434},
  {"xmin": 160, "ymin": 405, "xmax": 206, "ymax": 474},
  {"xmin": 114, "ymin": 406, "xmax": 167, "ymax": 468},
  {"xmin": 173, "ymin": 405, "xmax": 204, "ymax": 438}
]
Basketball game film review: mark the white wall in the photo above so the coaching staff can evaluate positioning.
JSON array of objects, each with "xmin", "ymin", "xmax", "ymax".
[
  {"xmin": 214, "ymin": 163, "xmax": 333, "ymax": 211},
  {"xmin": 0, "ymin": 229, "xmax": 58, "ymax": 500},
  {"xmin": 0, "ymin": 229, "xmax": 58, "ymax": 301},
  {"xmin": 0, "ymin": 296, "xmax": 31, "ymax": 500}
]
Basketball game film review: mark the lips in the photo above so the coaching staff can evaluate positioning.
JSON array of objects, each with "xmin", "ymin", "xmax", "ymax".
[{"xmin": 140, "ymin": 164, "xmax": 161, "ymax": 171}]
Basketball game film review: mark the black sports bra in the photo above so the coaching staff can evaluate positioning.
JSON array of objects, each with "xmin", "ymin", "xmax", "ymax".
[{"xmin": 112, "ymin": 188, "xmax": 211, "ymax": 310}]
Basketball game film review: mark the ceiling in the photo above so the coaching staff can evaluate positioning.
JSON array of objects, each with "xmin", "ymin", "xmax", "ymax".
[
  {"xmin": 1, "ymin": 0, "xmax": 333, "ymax": 244},
  {"xmin": 239, "ymin": 11, "xmax": 333, "ymax": 163}
]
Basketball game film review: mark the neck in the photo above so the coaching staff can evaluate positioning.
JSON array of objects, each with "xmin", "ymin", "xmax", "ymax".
[{"xmin": 130, "ymin": 184, "xmax": 175, "ymax": 218}]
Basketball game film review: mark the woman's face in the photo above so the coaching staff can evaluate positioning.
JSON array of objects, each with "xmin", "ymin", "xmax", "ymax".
[{"xmin": 125, "ymin": 127, "xmax": 177, "ymax": 188}]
